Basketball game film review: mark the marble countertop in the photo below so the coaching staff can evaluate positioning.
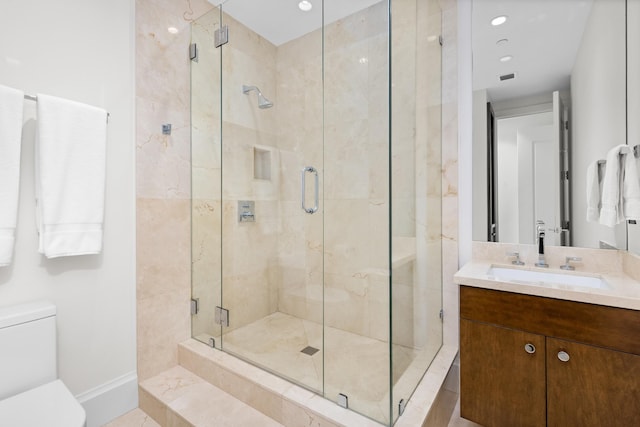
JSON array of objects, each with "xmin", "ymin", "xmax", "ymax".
[{"xmin": 455, "ymin": 260, "xmax": 640, "ymax": 311}]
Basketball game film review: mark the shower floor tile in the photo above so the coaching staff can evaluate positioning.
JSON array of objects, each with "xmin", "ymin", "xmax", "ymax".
[{"xmin": 198, "ymin": 311, "xmax": 439, "ymax": 425}]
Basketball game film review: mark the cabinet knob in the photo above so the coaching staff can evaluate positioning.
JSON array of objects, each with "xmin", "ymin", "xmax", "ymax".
[
  {"xmin": 557, "ymin": 351, "xmax": 570, "ymax": 362},
  {"xmin": 524, "ymin": 343, "xmax": 536, "ymax": 354}
]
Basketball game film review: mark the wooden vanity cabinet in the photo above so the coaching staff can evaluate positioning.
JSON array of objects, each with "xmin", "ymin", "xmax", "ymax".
[{"xmin": 460, "ymin": 286, "xmax": 640, "ymax": 427}]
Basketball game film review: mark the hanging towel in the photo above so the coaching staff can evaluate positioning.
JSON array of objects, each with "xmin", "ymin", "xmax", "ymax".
[
  {"xmin": 0, "ymin": 85, "xmax": 24, "ymax": 266},
  {"xmin": 36, "ymin": 94, "xmax": 107, "ymax": 258},
  {"xmin": 586, "ymin": 160, "xmax": 601, "ymax": 223},
  {"xmin": 600, "ymin": 144, "xmax": 627, "ymax": 227},
  {"xmin": 624, "ymin": 148, "xmax": 640, "ymax": 220}
]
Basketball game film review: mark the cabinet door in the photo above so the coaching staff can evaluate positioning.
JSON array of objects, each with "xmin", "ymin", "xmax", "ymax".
[
  {"xmin": 547, "ymin": 338, "xmax": 640, "ymax": 427},
  {"xmin": 460, "ymin": 319, "xmax": 546, "ymax": 427}
]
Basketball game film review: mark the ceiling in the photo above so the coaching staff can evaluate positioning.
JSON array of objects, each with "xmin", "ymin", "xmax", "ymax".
[
  {"xmin": 472, "ymin": 0, "xmax": 593, "ymax": 102},
  {"xmin": 209, "ymin": 0, "xmax": 595, "ymax": 103},
  {"xmin": 210, "ymin": 0, "xmax": 382, "ymax": 46}
]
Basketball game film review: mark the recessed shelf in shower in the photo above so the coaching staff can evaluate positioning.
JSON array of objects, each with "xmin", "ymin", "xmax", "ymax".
[{"xmin": 254, "ymin": 147, "xmax": 271, "ymax": 180}]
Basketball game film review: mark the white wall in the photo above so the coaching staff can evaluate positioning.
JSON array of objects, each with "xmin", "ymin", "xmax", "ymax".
[
  {"xmin": 472, "ymin": 89, "xmax": 488, "ymax": 241},
  {"xmin": 571, "ymin": 0, "xmax": 626, "ymax": 249},
  {"xmin": 0, "ymin": 0, "xmax": 137, "ymax": 425}
]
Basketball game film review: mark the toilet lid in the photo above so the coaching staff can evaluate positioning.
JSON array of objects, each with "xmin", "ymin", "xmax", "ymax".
[{"xmin": 0, "ymin": 380, "xmax": 86, "ymax": 427}]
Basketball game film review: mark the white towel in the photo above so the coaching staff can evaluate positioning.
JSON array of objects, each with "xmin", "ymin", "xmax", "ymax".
[
  {"xmin": 36, "ymin": 94, "xmax": 107, "ymax": 258},
  {"xmin": 0, "ymin": 85, "xmax": 24, "ymax": 266},
  {"xmin": 586, "ymin": 160, "xmax": 601, "ymax": 223},
  {"xmin": 624, "ymin": 149, "xmax": 640, "ymax": 220},
  {"xmin": 600, "ymin": 144, "xmax": 628, "ymax": 227}
]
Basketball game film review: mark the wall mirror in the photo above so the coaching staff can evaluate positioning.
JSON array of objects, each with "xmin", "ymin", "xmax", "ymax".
[{"xmin": 472, "ymin": 0, "xmax": 633, "ymax": 251}]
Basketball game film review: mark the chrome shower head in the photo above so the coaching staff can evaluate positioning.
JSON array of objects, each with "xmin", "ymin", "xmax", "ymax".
[{"xmin": 242, "ymin": 85, "xmax": 273, "ymax": 109}]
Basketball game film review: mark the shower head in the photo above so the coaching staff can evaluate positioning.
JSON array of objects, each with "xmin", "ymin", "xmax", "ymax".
[{"xmin": 242, "ymin": 85, "xmax": 274, "ymax": 109}]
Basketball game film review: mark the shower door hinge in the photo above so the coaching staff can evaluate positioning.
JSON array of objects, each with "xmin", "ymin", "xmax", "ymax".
[
  {"xmin": 439, "ymin": 309, "xmax": 444, "ymax": 322},
  {"xmin": 398, "ymin": 398, "xmax": 406, "ymax": 416},
  {"xmin": 189, "ymin": 43, "xmax": 198, "ymax": 62},
  {"xmin": 562, "ymin": 170, "xmax": 569, "ymax": 180},
  {"xmin": 215, "ymin": 25, "xmax": 229, "ymax": 48},
  {"xmin": 190, "ymin": 298, "xmax": 199, "ymax": 315},
  {"xmin": 215, "ymin": 306, "xmax": 229, "ymax": 327},
  {"xmin": 337, "ymin": 393, "xmax": 348, "ymax": 409}
]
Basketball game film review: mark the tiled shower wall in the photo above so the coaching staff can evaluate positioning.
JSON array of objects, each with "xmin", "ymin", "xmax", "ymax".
[
  {"xmin": 136, "ymin": 0, "xmax": 215, "ymax": 381},
  {"xmin": 136, "ymin": 0, "xmax": 460, "ymax": 382}
]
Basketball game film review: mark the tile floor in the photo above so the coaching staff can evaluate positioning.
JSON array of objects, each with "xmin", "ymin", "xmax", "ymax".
[
  {"xmin": 104, "ymin": 408, "xmax": 160, "ymax": 427},
  {"xmin": 105, "ymin": 396, "xmax": 480, "ymax": 426},
  {"xmin": 137, "ymin": 366, "xmax": 283, "ymax": 427},
  {"xmin": 196, "ymin": 311, "xmax": 441, "ymax": 424},
  {"xmin": 106, "ymin": 311, "xmax": 452, "ymax": 426}
]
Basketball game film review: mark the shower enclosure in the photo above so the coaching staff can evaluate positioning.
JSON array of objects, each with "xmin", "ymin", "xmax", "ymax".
[{"xmin": 190, "ymin": 1, "xmax": 442, "ymax": 424}]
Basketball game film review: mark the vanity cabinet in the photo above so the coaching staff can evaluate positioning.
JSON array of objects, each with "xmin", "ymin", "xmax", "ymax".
[{"xmin": 460, "ymin": 285, "xmax": 640, "ymax": 427}]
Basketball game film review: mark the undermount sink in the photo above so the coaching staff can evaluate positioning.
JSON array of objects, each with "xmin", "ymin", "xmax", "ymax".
[{"xmin": 487, "ymin": 266, "xmax": 610, "ymax": 290}]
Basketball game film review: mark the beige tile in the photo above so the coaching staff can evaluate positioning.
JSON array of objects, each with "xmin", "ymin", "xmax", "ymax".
[
  {"xmin": 136, "ymin": 97, "xmax": 191, "ymax": 199},
  {"xmin": 136, "ymin": 198, "xmax": 191, "ymax": 300},
  {"xmin": 207, "ymin": 311, "xmax": 433, "ymax": 425},
  {"xmin": 168, "ymin": 381, "xmax": 283, "ymax": 427},
  {"xmin": 138, "ymin": 386, "xmax": 167, "ymax": 426},
  {"xmin": 140, "ymin": 366, "xmax": 283, "ymax": 427},
  {"xmin": 139, "ymin": 0, "xmax": 214, "ymax": 26},
  {"xmin": 137, "ymin": 290, "xmax": 191, "ymax": 381},
  {"xmin": 137, "ymin": 198, "xmax": 191, "ymax": 381},
  {"xmin": 103, "ymin": 408, "xmax": 161, "ymax": 427}
]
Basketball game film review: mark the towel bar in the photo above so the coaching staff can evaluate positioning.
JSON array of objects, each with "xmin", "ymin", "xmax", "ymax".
[{"xmin": 23, "ymin": 94, "xmax": 110, "ymax": 122}]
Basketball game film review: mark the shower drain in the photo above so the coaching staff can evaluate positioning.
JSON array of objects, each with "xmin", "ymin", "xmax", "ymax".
[{"xmin": 300, "ymin": 346, "xmax": 319, "ymax": 356}]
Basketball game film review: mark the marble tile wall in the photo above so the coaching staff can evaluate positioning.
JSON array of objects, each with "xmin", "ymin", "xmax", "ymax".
[
  {"xmin": 275, "ymin": 3, "xmax": 394, "ymax": 342},
  {"xmin": 441, "ymin": 0, "xmax": 461, "ymax": 349},
  {"xmin": 189, "ymin": 8, "xmax": 283, "ymax": 339},
  {"xmin": 136, "ymin": 0, "xmax": 215, "ymax": 382},
  {"xmin": 137, "ymin": 0, "xmax": 460, "ymax": 395}
]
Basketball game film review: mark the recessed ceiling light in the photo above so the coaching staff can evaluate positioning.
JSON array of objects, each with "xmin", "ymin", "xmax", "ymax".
[
  {"xmin": 299, "ymin": 1, "xmax": 312, "ymax": 12},
  {"xmin": 500, "ymin": 55, "xmax": 513, "ymax": 62},
  {"xmin": 496, "ymin": 38, "xmax": 509, "ymax": 46},
  {"xmin": 167, "ymin": 26, "xmax": 179, "ymax": 34},
  {"xmin": 491, "ymin": 15, "xmax": 508, "ymax": 26}
]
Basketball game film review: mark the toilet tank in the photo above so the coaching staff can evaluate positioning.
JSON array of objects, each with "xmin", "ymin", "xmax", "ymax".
[{"xmin": 0, "ymin": 301, "xmax": 57, "ymax": 400}]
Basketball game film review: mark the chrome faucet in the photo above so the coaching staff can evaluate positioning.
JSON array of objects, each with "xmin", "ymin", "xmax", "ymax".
[
  {"xmin": 506, "ymin": 251, "xmax": 525, "ymax": 265},
  {"xmin": 560, "ymin": 256, "xmax": 582, "ymax": 270},
  {"xmin": 535, "ymin": 220, "xmax": 549, "ymax": 268}
]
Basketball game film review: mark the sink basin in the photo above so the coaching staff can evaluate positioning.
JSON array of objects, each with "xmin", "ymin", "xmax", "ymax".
[{"xmin": 487, "ymin": 266, "xmax": 610, "ymax": 289}]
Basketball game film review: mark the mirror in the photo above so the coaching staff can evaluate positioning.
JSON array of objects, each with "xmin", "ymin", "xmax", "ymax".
[{"xmin": 472, "ymin": 0, "xmax": 628, "ymax": 250}]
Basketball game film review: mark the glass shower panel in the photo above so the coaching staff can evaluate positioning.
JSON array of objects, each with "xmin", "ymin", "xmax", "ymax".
[
  {"xmin": 191, "ymin": 7, "xmax": 223, "ymax": 347},
  {"xmin": 321, "ymin": 0, "xmax": 392, "ymax": 423},
  {"xmin": 390, "ymin": 0, "xmax": 443, "ymax": 423},
  {"xmin": 217, "ymin": 0, "xmax": 325, "ymax": 394},
  {"xmin": 190, "ymin": 2, "xmax": 443, "ymax": 425}
]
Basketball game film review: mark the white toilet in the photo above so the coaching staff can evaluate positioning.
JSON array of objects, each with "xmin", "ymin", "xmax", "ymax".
[{"xmin": 0, "ymin": 300, "xmax": 86, "ymax": 426}]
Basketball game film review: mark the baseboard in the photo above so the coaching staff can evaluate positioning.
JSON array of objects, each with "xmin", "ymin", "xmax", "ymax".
[{"xmin": 75, "ymin": 371, "xmax": 138, "ymax": 427}]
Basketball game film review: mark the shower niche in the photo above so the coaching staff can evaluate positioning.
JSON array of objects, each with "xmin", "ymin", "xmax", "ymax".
[
  {"xmin": 190, "ymin": 1, "xmax": 443, "ymax": 425},
  {"xmin": 253, "ymin": 147, "xmax": 271, "ymax": 181}
]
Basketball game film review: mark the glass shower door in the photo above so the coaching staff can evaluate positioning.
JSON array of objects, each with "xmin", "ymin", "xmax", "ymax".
[
  {"xmin": 190, "ymin": 7, "xmax": 223, "ymax": 348},
  {"xmin": 191, "ymin": 1, "xmax": 442, "ymax": 425},
  {"xmin": 321, "ymin": 0, "xmax": 392, "ymax": 423},
  {"xmin": 216, "ymin": 0, "xmax": 326, "ymax": 395}
]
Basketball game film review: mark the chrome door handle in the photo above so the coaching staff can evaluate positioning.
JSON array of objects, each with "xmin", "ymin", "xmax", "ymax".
[{"xmin": 301, "ymin": 166, "xmax": 319, "ymax": 214}]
